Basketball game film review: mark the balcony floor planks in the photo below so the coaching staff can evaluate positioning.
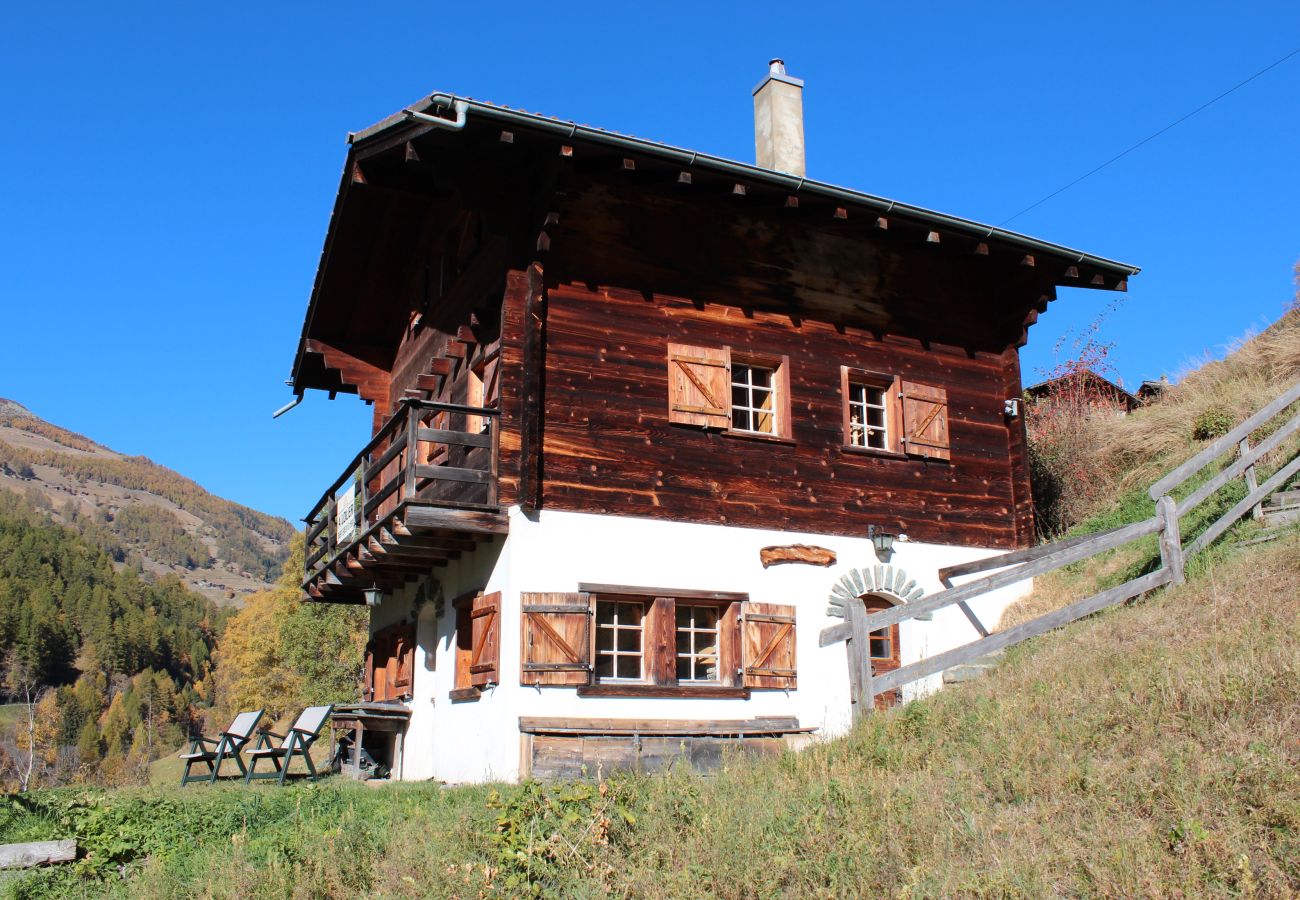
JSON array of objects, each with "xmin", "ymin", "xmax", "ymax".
[{"xmin": 303, "ymin": 499, "xmax": 507, "ymax": 602}]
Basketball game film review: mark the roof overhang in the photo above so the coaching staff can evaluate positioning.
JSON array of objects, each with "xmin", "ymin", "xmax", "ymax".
[{"xmin": 291, "ymin": 91, "xmax": 1141, "ymax": 395}]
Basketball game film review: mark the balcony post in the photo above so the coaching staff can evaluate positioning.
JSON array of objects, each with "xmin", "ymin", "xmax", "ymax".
[{"xmin": 404, "ymin": 403, "xmax": 418, "ymax": 504}]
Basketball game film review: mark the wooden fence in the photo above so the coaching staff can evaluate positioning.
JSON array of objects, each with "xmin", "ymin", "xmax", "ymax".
[{"xmin": 826, "ymin": 379, "xmax": 1300, "ymax": 720}]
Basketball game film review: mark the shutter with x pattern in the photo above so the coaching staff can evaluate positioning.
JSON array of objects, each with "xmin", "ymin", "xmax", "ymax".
[
  {"xmin": 469, "ymin": 591, "xmax": 501, "ymax": 687},
  {"xmin": 667, "ymin": 343, "xmax": 731, "ymax": 428},
  {"xmin": 900, "ymin": 380, "xmax": 951, "ymax": 461},
  {"xmin": 740, "ymin": 603, "xmax": 797, "ymax": 689},
  {"xmin": 520, "ymin": 592, "xmax": 592, "ymax": 686}
]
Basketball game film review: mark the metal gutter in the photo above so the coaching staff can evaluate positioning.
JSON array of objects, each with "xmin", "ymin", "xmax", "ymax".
[{"xmin": 350, "ymin": 91, "xmax": 1140, "ymax": 277}]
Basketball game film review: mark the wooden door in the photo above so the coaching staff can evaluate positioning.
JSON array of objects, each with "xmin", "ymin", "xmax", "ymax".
[{"xmin": 861, "ymin": 596, "xmax": 901, "ymax": 709}]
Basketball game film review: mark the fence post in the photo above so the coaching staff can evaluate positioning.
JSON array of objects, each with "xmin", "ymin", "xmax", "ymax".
[
  {"xmin": 1156, "ymin": 495, "xmax": 1186, "ymax": 585},
  {"xmin": 844, "ymin": 601, "xmax": 875, "ymax": 724},
  {"xmin": 1238, "ymin": 438, "xmax": 1261, "ymax": 520}
]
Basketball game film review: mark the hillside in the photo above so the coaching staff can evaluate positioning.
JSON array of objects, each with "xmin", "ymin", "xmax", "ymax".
[
  {"xmin": 0, "ymin": 529, "xmax": 1293, "ymax": 898},
  {"xmin": 0, "ymin": 400, "xmax": 294, "ymax": 604}
]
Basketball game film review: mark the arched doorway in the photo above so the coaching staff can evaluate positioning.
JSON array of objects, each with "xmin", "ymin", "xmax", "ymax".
[{"xmin": 860, "ymin": 594, "xmax": 901, "ymax": 709}]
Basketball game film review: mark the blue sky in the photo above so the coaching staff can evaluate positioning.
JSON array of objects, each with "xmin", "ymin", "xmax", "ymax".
[{"xmin": 1, "ymin": 2, "xmax": 1297, "ymax": 522}]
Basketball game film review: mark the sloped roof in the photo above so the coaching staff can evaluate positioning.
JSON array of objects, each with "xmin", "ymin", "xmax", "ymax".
[{"xmin": 350, "ymin": 92, "xmax": 1141, "ymax": 279}]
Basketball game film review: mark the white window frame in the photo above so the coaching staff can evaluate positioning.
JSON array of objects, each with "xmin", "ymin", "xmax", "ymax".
[{"xmin": 594, "ymin": 599, "xmax": 645, "ymax": 682}]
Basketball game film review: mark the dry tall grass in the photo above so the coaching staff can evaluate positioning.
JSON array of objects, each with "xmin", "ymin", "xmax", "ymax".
[
  {"xmin": 1097, "ymin": 308, "xmax": 1300, "ymax": 499},
  {"xmin": 10, "ymin": 533, "xmax": 1291, "ymax": 899}
]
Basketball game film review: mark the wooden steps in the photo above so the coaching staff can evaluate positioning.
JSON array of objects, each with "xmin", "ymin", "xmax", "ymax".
[{"xmin": 1261, "ymin": 485, "xmax": 1300, "ymax": 527}]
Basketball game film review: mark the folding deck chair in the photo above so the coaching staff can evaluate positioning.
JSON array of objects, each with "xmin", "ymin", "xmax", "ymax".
[
  {"xmin": 244, "ymin": 705, "xmax": 334, "ymax": 786},
  {"xmin": 179, "ymin": 709, "xmax": 264, "ymax": 786}
]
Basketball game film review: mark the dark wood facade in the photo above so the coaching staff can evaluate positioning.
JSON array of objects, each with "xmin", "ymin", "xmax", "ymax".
[{"xmin": 292, "ymin": 96, "xmax": 1135, "ymax": 596}]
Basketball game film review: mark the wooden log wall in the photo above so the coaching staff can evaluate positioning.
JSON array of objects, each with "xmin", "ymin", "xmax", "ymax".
[{"xmin": 526, "ymin": 282, "xmax": 1033, "ymax": 549}]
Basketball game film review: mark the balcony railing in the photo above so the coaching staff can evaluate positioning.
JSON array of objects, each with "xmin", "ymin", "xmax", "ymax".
[{"xmin": 304, "ymin": 398, "xmax": 500, "ymax": 586}]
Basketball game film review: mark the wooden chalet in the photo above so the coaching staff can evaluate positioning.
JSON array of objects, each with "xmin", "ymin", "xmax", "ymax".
[
  {"xmin": 1025, "ymin": 370, "xmax": 1141, "ymax": 414},
  {"xmin": 288, "ymin": 61, "xmax": 1138, "ymax": 781}
]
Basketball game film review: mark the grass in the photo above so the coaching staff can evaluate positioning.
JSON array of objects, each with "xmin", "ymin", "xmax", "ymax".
[
  {"xmin": 2, "ymin": 532, "xmax": 1297, "ymax": 899},
  {"xmin": 0, "ymin": 706, "xmax": 26, "ymax": 728}
]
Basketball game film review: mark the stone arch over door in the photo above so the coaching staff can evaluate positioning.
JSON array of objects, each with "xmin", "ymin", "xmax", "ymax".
[
  {"xmin": 858, "ymin": 593, "xmax": 901, "ymax": 708},
  {"xmin": 826, "ymin": 565, "xmax": 925, "ymax": 710}
]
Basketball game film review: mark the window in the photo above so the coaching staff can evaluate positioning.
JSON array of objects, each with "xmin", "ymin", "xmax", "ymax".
[
  {"xmin": 667, "ymin": 343, "xmax": 791, "ymax": 439},
  {"xmin": 841, "ymin": 368, "xmax": 902, "ymax": 454},
  {"xmin": 731, "ymin": 363, "xmax": 776, "ymax": 435},
  {"xmin": 868, "ymin": 623, "xmax": 892, "ymax": 660},
  {"xmin": 847, "ymin": 382, "xmax": 890, "ymax": 450},
  {"xmin": 840, "ymin": 369, "xmax": 952, "ymax": 460},
  {"xmin": 594, "ymin": 599, "xmax": 645, "ymax": 681},
  {"xmin": 675, "ymin": 604, "xmax": 720, "ymax": 682},
  {"xmin": 521, "ymin": 586, "xmax": 796, "ymax": 694}
]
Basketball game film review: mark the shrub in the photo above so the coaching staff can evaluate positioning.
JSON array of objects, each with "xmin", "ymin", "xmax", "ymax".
[{"xmin": 1191, "ymin": 407, "xmax": 1235, "ymax": 441}]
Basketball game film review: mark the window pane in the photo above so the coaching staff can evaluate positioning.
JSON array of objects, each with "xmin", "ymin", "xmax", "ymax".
[
  {"xmin": 733, "ymin": 408, "xmax": 752, "ymax": 432},
  {"xmin": 617, "ymin": 628, "xmax": 641, "ymax": 653},
  {"xmin": 615, "ymin": 656, "xmax": 639, "ymax": 679},
  {"xmin": 694, "ymin": 606, "xmax": 718, "ymax": 629},
  {"xmin": 867, "ymin": 407, "xmax": 884, "ymax": 427},
  {"xmin": 596, "ymin": 627, "xmax": 614, "ymax": 653},
  {"xmin": 754, "ymin": 388, "xmax": 773, "ymax": 410},
  {"xmin": 676, "ymin": 657, "xmax": 692, "ymax": 681},
  {"xmin": 755, "ymin": 410, "xmax": 773, "ymax": 433},
  {"xmin": 675, "ymin": 605, "xmax": 690, "ymax": 628},
  {"xmin": 618, "ymin": 602, "xmax": 642, "ymax": 626},
  {"xmin": 595, "ymin": 655, "xmax": 613, "ymax": 678},
  {"xmin": 675, "ymin": 630, "xmax": 692, "ymax": 654},
  {"xmin": 596, "ymin": 602, "xmax": 614, "ymax": 625},
  {"xmin": 870, "ymin": 629, "xmax": 891, "ymax": 659},
  {"xmin": 751, "ymin": 368, "xmax": 772, "ymax": 388},
  {"xmin": 700, "ymin": 658, "xmax": 718, "ymax": 681}
]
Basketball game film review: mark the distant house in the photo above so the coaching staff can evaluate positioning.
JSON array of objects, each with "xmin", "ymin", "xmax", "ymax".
[
  {"xmin": 1024, "ymin": 370, "xmax": 1140, "ymax": 415},
  {"xmin": 286, "ymin": 61, "xmax": 1138, "ymax": 782},
  {"xmin": 1138, "ymin": 377, "xmax": 1172, "ymax": 404}
]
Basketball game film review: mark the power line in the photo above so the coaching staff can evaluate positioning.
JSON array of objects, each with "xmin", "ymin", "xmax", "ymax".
[{"xmin": 1001, "ymin": 45, "xmax": 1300, "ymax": 226}]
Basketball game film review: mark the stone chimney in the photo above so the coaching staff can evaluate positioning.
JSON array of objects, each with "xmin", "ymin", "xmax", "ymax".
[{"xmin": 753, "ymin": 59, "xmax": 805, "ymax": 176}]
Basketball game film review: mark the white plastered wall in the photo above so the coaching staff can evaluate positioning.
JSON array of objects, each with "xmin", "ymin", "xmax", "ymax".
[{"xmin": 367, "ymin": 506, "xmax": 1032, "ymax": 784}]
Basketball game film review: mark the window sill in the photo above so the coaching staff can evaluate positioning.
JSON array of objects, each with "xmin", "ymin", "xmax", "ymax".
[
  {"xmin": 577, "ymin": 684, "xmax": 750, "ymax": 699},
  {"xmin": 842, "ymin": 444, "xmax": 907, "ymax": 460},
  {"xmin": 723, "ymin": 430, "xmax": 795, "ymax": 446},
  {"xmin": 449, "ymin": 687, "xmax": 482, "ymax": 703}
]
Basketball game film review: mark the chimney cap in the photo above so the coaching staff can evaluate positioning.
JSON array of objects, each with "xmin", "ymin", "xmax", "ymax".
[{"xmin": 753, "ymin": 58, "xmax": 804, "ymax": 95}]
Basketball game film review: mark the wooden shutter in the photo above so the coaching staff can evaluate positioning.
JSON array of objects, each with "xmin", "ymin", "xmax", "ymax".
[
  {"xmin": 469, "ymin": 591, "xmax": 501, "ymax": 687},
  {"xmin": 362, "ymin": 642, "xmax": 376, "ymax": 701},
  {"xmin": 741, "ymin": 603, "xmax": 797, "ymax": 689},
  {"xmin": 520, "ymin": 592, "xmax": 592, "ymax": 686},
  {"xmin": 391, "ymin": 623, "xmax": 415, "ymax": 694},
  {"xmin": 667, "ymin": 343, "xmax": 731, "ymax": 428},
  {"xmin": 900, "ymin": 380, "xmax": 951, "ymax": 461}
]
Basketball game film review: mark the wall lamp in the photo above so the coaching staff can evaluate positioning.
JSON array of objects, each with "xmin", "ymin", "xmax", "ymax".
[
  {"xmin": 868, "ymin": 525, "xmax": 897, "ymax": 563},
  {"xmin": 364, "ymin": 586, "xmax": 384, "ymax": 608}
]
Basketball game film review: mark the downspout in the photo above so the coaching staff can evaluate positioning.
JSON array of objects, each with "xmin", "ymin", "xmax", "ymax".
[{"xmin": 404, "ymin": 98, "xmax": 470, "ymax": 131}]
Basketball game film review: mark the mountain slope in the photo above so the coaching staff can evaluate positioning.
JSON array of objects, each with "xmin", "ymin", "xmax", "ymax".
[
  {"xmin": 0, "ymin": 400, "xmax": 294, "ymax": 604},
  {"xmin": 1, "ymin": 530, "xmax": 1294, "ymax": 898}
]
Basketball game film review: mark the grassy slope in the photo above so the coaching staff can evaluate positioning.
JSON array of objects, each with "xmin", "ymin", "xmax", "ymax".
[{"xmin": 2, "ymin": 532, "xmax": 1296, "ymax": 899}]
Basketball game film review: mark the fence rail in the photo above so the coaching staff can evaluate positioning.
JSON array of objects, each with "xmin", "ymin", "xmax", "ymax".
[{"xmin": 832, "ymin": 379, "xmax": 1300, "ymax": 718}]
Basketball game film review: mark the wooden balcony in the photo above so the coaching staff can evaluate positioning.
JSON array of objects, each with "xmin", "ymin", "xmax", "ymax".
[{"xmin": 303, "ymin": 399, "xmax": 508, "ymax": 604}]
